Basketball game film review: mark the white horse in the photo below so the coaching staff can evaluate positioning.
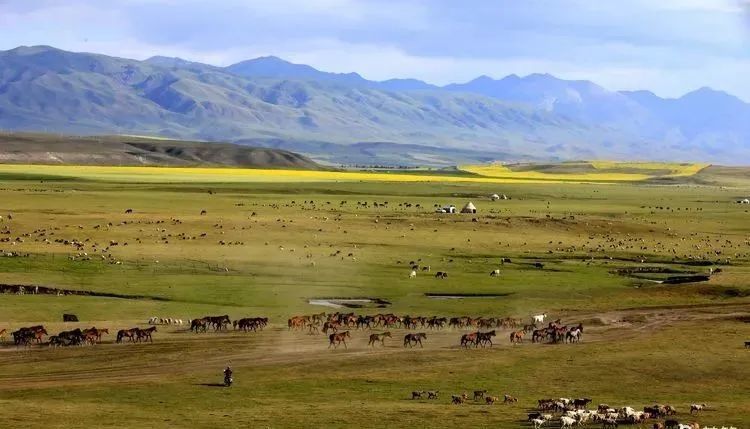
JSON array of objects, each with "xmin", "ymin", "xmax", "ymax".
[
  {"xmin": 531, "ymin": 418, "xmax": 545, "ymax": 429},
  {"xmin": 409, "ymin": 270, "xmax": 417, "ymax": 279},
  {"xmin": 532, "ymin": 313, "xmax": 548, "ymax": 324}
]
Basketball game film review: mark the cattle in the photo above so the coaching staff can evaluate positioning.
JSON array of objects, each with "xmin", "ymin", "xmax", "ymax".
[{"xmin": 62, "ymin": 314, "xmax": 79, "ymax": 322}]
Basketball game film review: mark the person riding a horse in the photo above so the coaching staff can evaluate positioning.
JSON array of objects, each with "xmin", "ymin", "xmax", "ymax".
[{"xmin": 223, "ymin": 366, "xmax": 233, "ymax": 378}]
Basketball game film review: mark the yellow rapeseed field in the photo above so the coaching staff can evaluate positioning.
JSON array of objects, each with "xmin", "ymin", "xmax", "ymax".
[
  {"xmin": 461, "ymin": 161, "xmax": 708, "ymax": 181},
  {"xmin": 0, "ymin": 161, "xmax": 707, "ymax": 184}
]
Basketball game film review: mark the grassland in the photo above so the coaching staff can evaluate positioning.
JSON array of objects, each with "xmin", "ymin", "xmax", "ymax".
[{"xmin": 0, "ymin": 164, "xmax": 748, "ymax": 428}]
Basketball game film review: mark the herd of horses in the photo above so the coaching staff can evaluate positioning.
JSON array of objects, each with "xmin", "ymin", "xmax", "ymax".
[
  {"xmin": 1, "ymin": 314, "xmax": 269, "ymax": 348},
  {"xmin": 287, "ymin": 311, "xmax": 583, "ymax": 349},
  {"xmin": 2, "ymin": 311, "xmax": 580, "ymax": 351},
  {"xmin": 289, "ymin": 312, "xmax": 525, "ymax": 333},
  {"xmin": 188, "ymin": 315, "xmax": 268, "ymax": 333},
  {"xmin": 509, "ymin": 321, "xmax": 585, "ymax": 345},
  {"xmin": 6, "ymin": 325, "xmax": 111, "ymax": 347}
]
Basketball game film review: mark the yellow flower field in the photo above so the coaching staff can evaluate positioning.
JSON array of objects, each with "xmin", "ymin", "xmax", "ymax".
[
  {"xmin": 0, "ymin": 161, "xmax": 708, "ymax": 184},
  {"xmin": 460, "ymin": 161, "xmax": 708, "ymax": 181}
]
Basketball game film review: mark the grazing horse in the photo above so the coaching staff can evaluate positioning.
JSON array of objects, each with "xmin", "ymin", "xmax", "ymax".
[
  {"xmin": 509, "ymin": 330, "xmax": 525, "ymax": 344},
  {"xmin": 411, "ymin": 390, "xmax": 425, "ymax": 400},
  {"xmin": 328, "ymin": 331, "xmax": 350, "ymax": 349},
  {"xmin": 62, "ymin": 313, "xmax": 79, "ymax": 322},
  {"xmin": 403, "ymin": 332, "xmax": 427, "ymax": 348},
  {"xmin": 137, "ymin": 326, "xmax": 157, "ymax": 343},
  {"xmin": 368, "ymin": 332, "xmax": 391, "ymax": 347},
  {"xmin": 116, "ymin": 328, "xmax": 139, "ymax": 343}
]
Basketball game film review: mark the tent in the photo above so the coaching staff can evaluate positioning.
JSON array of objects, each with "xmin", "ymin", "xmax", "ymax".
[{"xmin": 461, "ymin": 202, "xmax": 477, "ymax": 213}]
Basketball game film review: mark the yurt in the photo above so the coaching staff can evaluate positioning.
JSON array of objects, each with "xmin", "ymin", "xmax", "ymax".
[{"xmin": 461, "ymin": 202, "xmax": 477, "ymax": 213}]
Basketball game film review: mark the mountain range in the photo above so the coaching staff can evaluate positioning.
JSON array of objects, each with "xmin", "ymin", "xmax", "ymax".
[{"xmin": 1, "ymin": 45, "xmax": 748, "ymax": 165}]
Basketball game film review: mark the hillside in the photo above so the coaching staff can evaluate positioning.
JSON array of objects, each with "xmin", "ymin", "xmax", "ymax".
[
  {"xmin": 2, "ymin": 46, "xmax": 750, "ymax": 165},
  {"xmin": 0, "ymin": 133, "xmax": 323, "ymax": 169}
]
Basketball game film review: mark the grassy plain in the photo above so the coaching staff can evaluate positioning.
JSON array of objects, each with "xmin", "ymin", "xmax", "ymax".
[{"xmin": 0, "ymin": 164, "xmax": 748, "ymax": 428}]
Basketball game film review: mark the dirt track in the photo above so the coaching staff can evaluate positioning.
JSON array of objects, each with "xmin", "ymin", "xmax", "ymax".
[{"xmin": 1, "ymin": 303, "xmax": 746, "ymax": 391}]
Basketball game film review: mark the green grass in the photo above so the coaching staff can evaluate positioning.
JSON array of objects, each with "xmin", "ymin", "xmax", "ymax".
[{"xmin": 0, "ymin": 172, "xmax": 748, "ymax": 428}]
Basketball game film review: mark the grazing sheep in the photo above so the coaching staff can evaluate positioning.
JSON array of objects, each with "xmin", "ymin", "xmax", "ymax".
[{"xmin": 560, "ymin": 416, "xmax": 577, "ymax": 428}]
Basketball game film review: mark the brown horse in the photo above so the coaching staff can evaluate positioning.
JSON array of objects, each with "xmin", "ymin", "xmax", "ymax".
[
  {"xmin": 288, "ymin": 316, "xmax": 307, "ymax": 330},
  {"xmin": 83, "ymin": 327, "xmax": 109, "ymax": 343},
  {"xmin": 404, "ymin": 332, "xmax": 427, "ymax": 348},
  {"xmin": 503, "ymin": 395, "xmax": 518, "ymax": 404},
  {"xmin": 190, "ymin": 318, "xmax": 209, "ymax": 333},
  {"xmin": 328, "ymin": 331, "xmax": 350, "ymax": 349},
  {"xmin": 368, "ymin": 332, "xmax": 391, "ymax": 347},
  {"xmin": 510, "ymin": 330, "xmax": 525, "ymax": 344},
  {"xmin": 207, "ymin": 315, "xmax": 230, "ymax": 331},
  {"xmin": 0, "ymin": 328, "xmax": 6, "ymax": 343},
  {"xmin": 116, "ymin": 328, "xmax": 139, "ymax": 343},
  {"xmin": 322, "ymin": 321, "xmax": 340, "ymax": 334},
  {"xmin": 137, "ymin": 326, "xmax": 157, "ymax": 343},
  {"xmin": 460, "ymin": 332, "xmax": 479, "ymax": 348}
]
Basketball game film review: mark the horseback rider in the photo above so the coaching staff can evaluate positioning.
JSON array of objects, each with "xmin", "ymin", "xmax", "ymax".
[{"xmin": 223, "ymin": 365, "xmax": 233, "ymax": 385}]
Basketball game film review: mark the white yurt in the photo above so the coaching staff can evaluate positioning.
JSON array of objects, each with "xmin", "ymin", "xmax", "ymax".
[{"xmin": 461, "ymin": 202, "xmax": 477, "ymax": 213}]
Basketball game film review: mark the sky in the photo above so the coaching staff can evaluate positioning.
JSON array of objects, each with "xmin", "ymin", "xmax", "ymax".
[{"xmin": 2, "ymin": 0, "xmax": 750, "ymax": 99}]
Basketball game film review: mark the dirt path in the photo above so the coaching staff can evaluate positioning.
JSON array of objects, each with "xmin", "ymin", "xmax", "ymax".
[{"xmin": 0, "ymin": 302, "xmax": 747, "ymax": 391}]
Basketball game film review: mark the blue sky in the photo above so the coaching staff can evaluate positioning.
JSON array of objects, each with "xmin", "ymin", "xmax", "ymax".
[{"xmin": 2, "ymin": 0, "xmax": 750, "ymax": 98}]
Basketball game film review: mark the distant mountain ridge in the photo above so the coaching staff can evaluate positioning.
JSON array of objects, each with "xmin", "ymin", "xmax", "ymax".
[{"xmin": 1, "ymin": 45, "xmax": 749, "ymax": 165}]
